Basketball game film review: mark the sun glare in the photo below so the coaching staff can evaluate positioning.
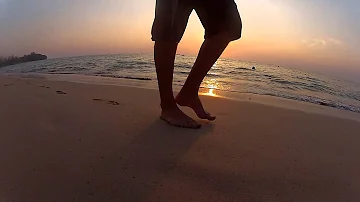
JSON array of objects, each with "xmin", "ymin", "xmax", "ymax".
[
  {"xmin": 203, "ymin": 88, "xmax": 218, "ymax": 97},
  {"xmin": 200, "ymin": 79, "xmax": 221, "ymax": 97}
]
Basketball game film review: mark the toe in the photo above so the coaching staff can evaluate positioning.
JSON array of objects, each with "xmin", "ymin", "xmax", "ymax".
[
  {"xmin": 206, "ymin": 112, "xmax": 216, "ymax": 121},
  {"xmin": 197, "ymin": 111, "xmax": 216, "ymax": 121}
]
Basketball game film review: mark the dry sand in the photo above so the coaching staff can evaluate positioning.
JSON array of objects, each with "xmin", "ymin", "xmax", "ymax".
[{"xmin": 1, "ymin": 75, "xmax": 360, "ymax": 202}]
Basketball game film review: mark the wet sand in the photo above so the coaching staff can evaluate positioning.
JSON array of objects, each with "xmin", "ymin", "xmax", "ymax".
[{"xmin": 1, "ymin": 75, "xmax": 360, "ymax": 202}]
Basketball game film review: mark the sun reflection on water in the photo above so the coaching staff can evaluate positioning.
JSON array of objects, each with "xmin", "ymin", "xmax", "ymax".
[
  {"xmin": 202, "ymin": 88, "xmax": 218, "ymax": 97},
  {"xmin": 200, "ymin": 79, "xmax": 222, "ymax": 97}
]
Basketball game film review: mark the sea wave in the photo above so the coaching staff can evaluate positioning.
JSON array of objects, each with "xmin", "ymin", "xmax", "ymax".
[{"xmin": 1, "ymin": 54, "xmax": 359, "ymax": 114}]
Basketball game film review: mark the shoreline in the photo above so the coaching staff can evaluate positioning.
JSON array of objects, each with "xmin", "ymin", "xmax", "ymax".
[
  {"xmin": 4, "ymin": 73, "xmax": 360, "ymax": 123},
  {"xmin": 1, "ymin": 54, "xmax": 359, "ymax": 116}
]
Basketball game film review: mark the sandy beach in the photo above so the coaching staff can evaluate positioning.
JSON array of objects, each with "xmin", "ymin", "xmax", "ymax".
[{"xmin": 1, "ymin": 74, "xmax": 360, "ymax": 202}]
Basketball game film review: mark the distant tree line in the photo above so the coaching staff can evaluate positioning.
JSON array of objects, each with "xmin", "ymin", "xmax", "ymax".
[{"xmin": 0, "ymin": 52, "xmax": 47, "ymax": 68}]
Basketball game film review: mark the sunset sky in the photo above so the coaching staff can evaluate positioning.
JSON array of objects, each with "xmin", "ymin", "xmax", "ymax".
[{"xmin": 0, "ymin": 0, "xmax": 359, "ymax": 80}]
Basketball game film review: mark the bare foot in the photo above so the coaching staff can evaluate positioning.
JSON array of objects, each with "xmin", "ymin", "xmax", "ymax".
[
  {"xmin": 176, "ymin": 94, "xmax": 216, "ymax": 121},
  {"xmin": 160, "ymin": 106, "xmax": 201, "ymax": 129}
]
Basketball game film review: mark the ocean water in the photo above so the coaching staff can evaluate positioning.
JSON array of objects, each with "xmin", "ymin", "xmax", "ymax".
[{"xmin": 1, "ymin": 54, "xmax": 360, "ymax": 113}]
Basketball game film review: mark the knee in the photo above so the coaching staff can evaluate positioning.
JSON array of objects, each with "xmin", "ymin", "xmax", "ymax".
[
  {"xmin": 226, "ymin": 21, "xmax": 242, "ymax": 42},
  {"xmin": 227, "ymin": 28, "xmax": 242, "ymax": 41}
]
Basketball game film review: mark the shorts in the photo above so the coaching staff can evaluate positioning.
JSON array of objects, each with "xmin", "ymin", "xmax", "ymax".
[{"xmin": 151, "ymin": 0, "xmax": 242, "ymax": 43}]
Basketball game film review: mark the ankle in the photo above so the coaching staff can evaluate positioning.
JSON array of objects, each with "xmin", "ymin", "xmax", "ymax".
[
  {"xmin": 178, "ymin": 88, "xmax": 199, "ymax": 99},
  {"xmin": 160, "ymin": 102, "xmax": 178, "ymax": 111}
]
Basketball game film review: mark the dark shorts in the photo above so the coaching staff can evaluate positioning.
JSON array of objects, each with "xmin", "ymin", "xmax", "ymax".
[{"xmin": 151, "ymin": 0, "xmax": 242, "ymax": 43}]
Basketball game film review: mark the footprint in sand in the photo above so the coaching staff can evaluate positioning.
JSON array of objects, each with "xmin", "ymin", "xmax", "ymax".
[
  {"xmin": 4, "ymin": 84, "xmax": 13, "ymax": 87},
  {"xmin": 39, "ymin": 85, "xmax": 50, "ymax": 89},
  {"xmin": 93, "ymin": 98, "xmax": 120, "ymax": 106},
  {"xmin": 56, "ymin": 90, "xmax": 67, "ymax": 95}
]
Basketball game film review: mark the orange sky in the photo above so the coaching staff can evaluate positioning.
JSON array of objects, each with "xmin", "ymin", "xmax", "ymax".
[{"xmin": 1, "ymin": 0, "xmax": 359, "ymax": 79}]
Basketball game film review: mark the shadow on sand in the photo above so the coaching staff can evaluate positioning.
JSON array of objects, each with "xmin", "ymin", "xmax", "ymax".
[
  {"xmin": 81, "ymin": 120, "xmax": 213, "ymax": 201},
  {"xmin": 78, "ymin": 119, "xmax": 213, "ymax": 201}
]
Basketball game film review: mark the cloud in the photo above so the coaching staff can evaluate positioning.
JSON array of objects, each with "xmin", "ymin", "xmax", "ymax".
[
  {"xmin": 302, "ymin": 37, "xmax": 344, "ymax": 49},
  {"xmin": 302, "ymin": 39, "xmax": 326, "ymax": 49},
  {"xmin": 328, "ymin": 38, "xmax": 343, "ymax": 45}
]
